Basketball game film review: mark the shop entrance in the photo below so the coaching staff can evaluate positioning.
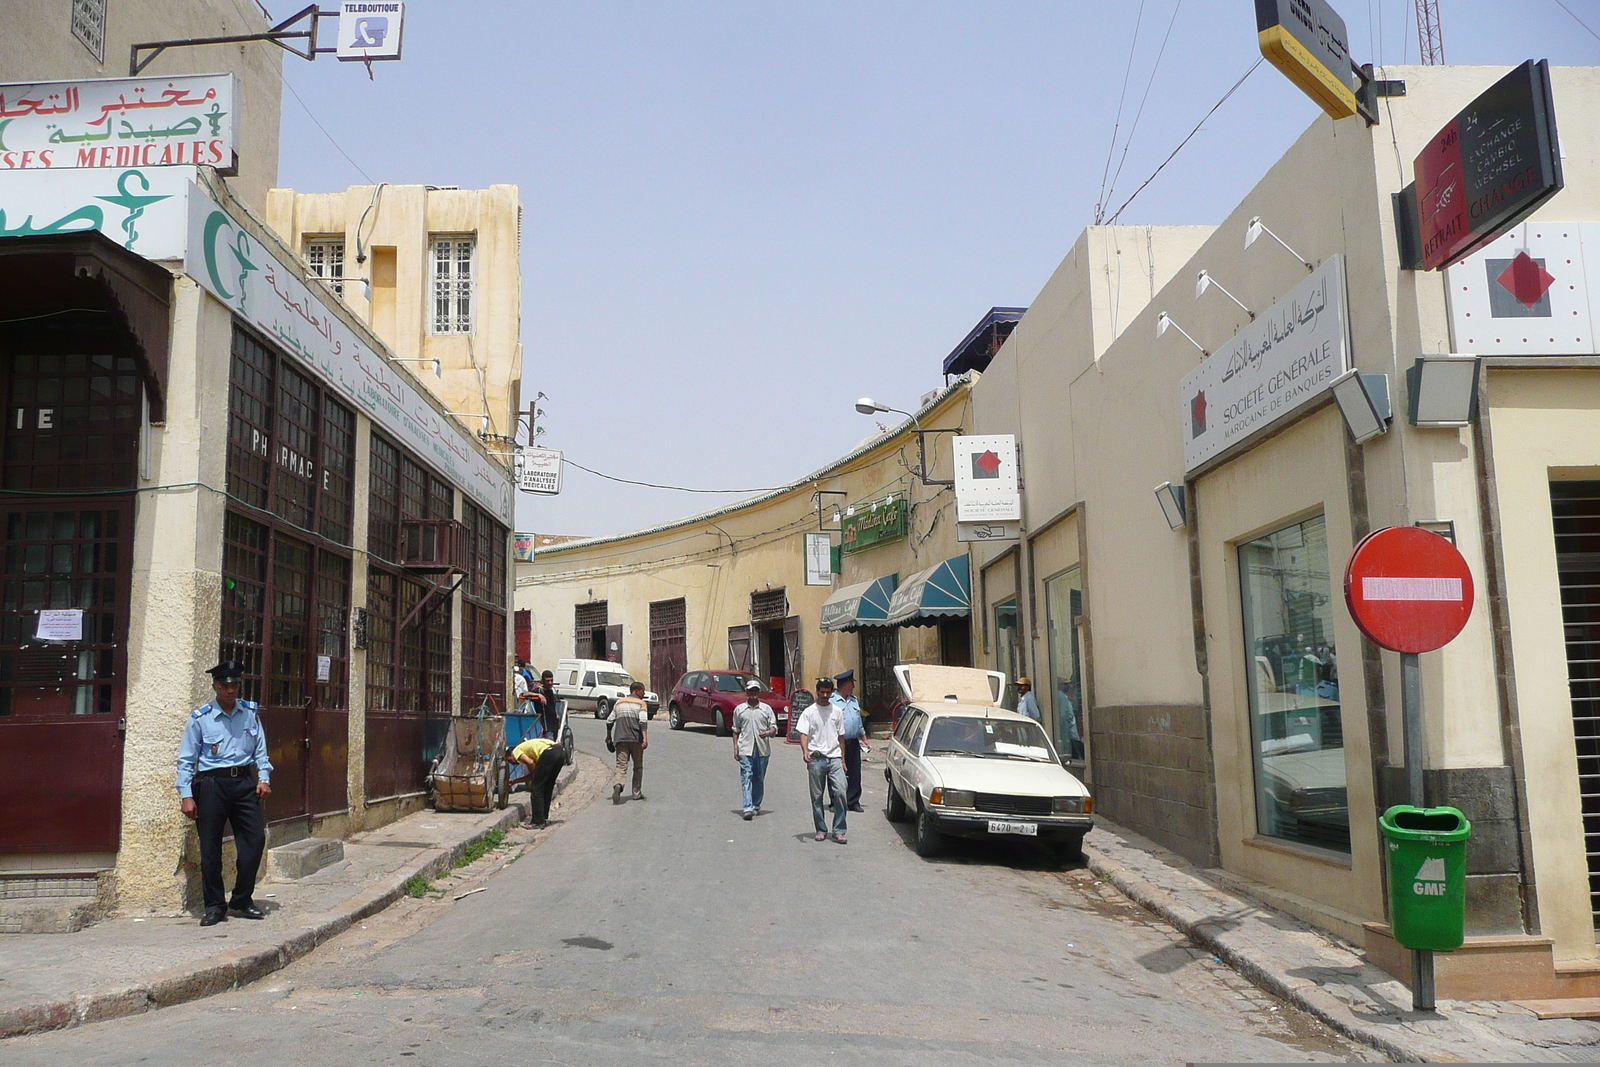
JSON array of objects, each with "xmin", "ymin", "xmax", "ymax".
[
  {"xmin": 751, "ymin": 616, "xmax": 800, "ymax": 696},
  {"xmin": 1552, "ymin": 480, "xmax": 1600, "ymax": 922},
  {"xmin": 859, "ymin": 626, "xmax": 899, "ymax": 721}
]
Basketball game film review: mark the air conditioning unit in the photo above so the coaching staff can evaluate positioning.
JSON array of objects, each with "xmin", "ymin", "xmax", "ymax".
[{"xmin": 399, "ymin": 519, "xmax": 469, "ymax": 573}]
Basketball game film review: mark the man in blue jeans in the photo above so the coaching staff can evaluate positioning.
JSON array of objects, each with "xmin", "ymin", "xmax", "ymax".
[
  {"xmin": 732, "ymin": 679, "xmax": 777, "ymax": 819},
  {"xmin": 798, "ymin": 676, "xmax": 848, "ymax": 843}
]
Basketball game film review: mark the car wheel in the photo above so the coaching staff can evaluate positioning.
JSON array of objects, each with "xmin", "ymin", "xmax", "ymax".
[
  {"xmin": 593, "ymin": 696, "xmax": 609, "ymax": 720},
  {"xmin": 668, "ymin": 703, "xmax": 684, "ymax": 730},
  {"xmin": 714, "ymin": 710, "xmax": 729, "ymax": 737},
  {"xmin": 913, "ymin": 803, "xmax": 943, "ymax": 857},
  {"xmin": 885, "ymin": 776, "xmax": 909, "ymax": 822},
  {"xmin": 1054, "ymin": 833, "xmax": 1085, "ymax": 866}
]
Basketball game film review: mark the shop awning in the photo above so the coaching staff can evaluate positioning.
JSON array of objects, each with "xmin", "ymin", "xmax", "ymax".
[
  {"xmin": 819, "ymin": 574, "xmax": 898, "ymax": 632},
  {"xmin": 886, "ymin": 554, "xmax": 971, "ymax": 627}
]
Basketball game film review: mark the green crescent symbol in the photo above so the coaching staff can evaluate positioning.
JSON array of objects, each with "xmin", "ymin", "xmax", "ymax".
[{"xmin": 203, "ymin": 211, "xmax": 234, "ymax": 300}]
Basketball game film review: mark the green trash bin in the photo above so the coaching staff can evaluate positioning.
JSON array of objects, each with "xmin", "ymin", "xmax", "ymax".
[{"xmin": 1379, "ymin": 805, "xmax": 1472, "ymax": 952}]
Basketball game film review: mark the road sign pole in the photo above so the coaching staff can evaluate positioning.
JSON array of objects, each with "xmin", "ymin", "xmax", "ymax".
[{"xmin": 1400, "ymin": 649, "xmax": 1436, "ymax": 1012}]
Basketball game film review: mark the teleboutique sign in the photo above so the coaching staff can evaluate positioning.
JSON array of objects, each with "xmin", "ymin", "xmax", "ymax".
[
  {"xmin": 0, "ymin": 74, "xmax": 237, "ymax": 172},
  {"xmin": 1181, "ymin": 255, "xmax": 1351, "ymax": 472}
]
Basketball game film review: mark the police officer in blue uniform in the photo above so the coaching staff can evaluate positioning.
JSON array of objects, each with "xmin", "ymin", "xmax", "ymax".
[
  {"xmin": 176, "ymin": 660, "xmax": 273, "ymax": 927},
  {"xmin": 831, "ymin": 669, "xmax": 870, "ymax": 812}
]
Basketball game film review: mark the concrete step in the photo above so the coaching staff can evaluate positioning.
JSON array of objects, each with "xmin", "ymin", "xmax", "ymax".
[
  {"xmin": 268, "ymin": 837, "xmax": 344, "ymax": 880},
  {"xmin": 0, "ymin": 895, "xmax": 103, "ymax": 934},
  {"xmin": 1514, "ymin": 997, "xmax": 1600, "ymax": 1020}
]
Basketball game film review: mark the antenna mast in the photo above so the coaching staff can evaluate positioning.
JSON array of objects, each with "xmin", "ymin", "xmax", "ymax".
[{"xmin": 1415, "ymin": 0, "xmax": 1444, "ymax": 65}]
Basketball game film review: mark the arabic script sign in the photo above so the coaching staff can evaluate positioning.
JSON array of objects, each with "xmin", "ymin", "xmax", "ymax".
[
  {"xmin": 952, "ymin": 434, "xmax": 1021, "ymax": 522},
  {"xmin": 516, "ymin": 447, "xmax": 562, "ymax": 495},
  {"xmin": 1255, "ymin": 0, "xmax": 1360, "ymax": 120},
  {"xmin": 183, "ymin": 184, "xmax": 512, "ymax": 523},
  {"xmin": 1181, "ymin": 254, "xmax": 1350, "ymax": 472},
  {"xmin": 0, "ymin": 74, "xmax": 237, "ymax": 172},
  {"xmin": 0, "ymin": 165, "xmax": 192, "ymax": 257}
]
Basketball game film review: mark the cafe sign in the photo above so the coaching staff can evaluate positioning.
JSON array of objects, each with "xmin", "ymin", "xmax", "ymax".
[
  {"xmin": 1182, "ymin": 254, "xmax": 1351, "ymax": 472},
  {"xmin": 0, "ymin": 74, "xmax": 237, "ymax": 172},
  {"xmin": 840, "ymin": 498, "xmax": 907, "ymax": 556}
]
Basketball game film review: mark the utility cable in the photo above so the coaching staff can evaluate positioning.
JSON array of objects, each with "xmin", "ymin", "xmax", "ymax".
[
  {"xmin": 1551, "ymin": 0, "xmax": 1600, "ymax": 43},
  {"xmin": 1104, "ymin": 58, "xmax": 1263, "ymax": 225},
  {"xmin": 560, "ymin": 457, "xmax": 796, "ymax": 496},
  {"xmin": 1094, "ymin": 0, "xmax": 1149, "ymax": 225},
  {"xmin": 1104, "ymin": 0, "xmax": 1185, "ymax": 211}
]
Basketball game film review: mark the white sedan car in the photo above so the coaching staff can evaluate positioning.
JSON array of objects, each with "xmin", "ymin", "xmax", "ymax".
[{"xmin": 883, "ymin": 665, "xmax": 1093, "ymax": 863}]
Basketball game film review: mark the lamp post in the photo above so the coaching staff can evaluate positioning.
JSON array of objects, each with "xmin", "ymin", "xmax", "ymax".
[{"xmin": 853, "ymin": 397, "xmax": 960, "ymax": 488}]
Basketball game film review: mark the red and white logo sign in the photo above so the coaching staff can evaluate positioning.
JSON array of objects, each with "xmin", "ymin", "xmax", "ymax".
[
  {"xmin": 1344, "ymin": 526, "xmax": 1475, "ymax": 654},
  {"xmin": 1445, "ymin": 223, "xmax": 1598, "ymax": 355}
]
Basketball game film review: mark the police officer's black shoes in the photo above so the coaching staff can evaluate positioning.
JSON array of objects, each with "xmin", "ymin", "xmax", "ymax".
[
  {"xmin": 200, "ymin": 909, "xmax": 227, "ymax": 927},
  {"xmin": 229, "ymin": 904, "xmax": 265, "ymax": 920}
]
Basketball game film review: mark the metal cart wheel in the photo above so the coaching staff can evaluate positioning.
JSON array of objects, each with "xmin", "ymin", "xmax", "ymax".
[{"xmin": 495, "ymin": 757, "xmax": 509, "ymax": 810}]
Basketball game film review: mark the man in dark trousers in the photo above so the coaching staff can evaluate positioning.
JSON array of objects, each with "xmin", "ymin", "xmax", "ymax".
[
  {"xmin": 175, "ymin": 660, "xmax": 273, "ymax": 927},
  {"xmin": 832, "ymin": 669, "xmax": 870, "ymax": 812},
  {"xmin": 510, "ymin": 735, "xmax": 567, "ymax": 829},
  {"xmin": 535, "ymin": 669, "xmax": 561, "ymax": 740}
]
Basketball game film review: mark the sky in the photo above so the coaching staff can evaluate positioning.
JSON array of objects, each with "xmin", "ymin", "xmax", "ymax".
[{"xmin": 267, "ymin": 1, "xmax": 1600, "ymax": 539}]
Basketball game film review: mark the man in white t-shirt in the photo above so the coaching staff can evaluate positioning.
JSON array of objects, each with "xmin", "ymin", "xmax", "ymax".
[
  {"xmin": 797, "ymin": 676, "xmax": 848, "ymax": 843},
  {"xmin": 732, "ymin": 679, "xmax": 778, "ymax": 820}
]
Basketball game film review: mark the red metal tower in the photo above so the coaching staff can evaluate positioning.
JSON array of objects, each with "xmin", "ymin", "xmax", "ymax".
[{"xmin": 1416, "ymin": 0, "xmax": 1444, "ymax": 65}]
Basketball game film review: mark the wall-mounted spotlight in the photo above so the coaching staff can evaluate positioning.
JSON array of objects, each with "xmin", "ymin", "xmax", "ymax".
[
  {"xmin": 1195, "ymin": 270, "xmax": 1254, "ymax": 319},
  {"xmin": 1156, "ymin": 312, "xmax": 1207, "ymax": 356},
  {"xmin": 1329, "ymin": 370, "xmax": 1392, "ymax": 444},
  {"xmin": 1244, "ymin": 216, "xmax": 1314, "ymax": 272},
  {"xmin": 1407, "ymin": 355, "xmax": 1480, "ymax": 427},
  {"xmin": 445, "ymin": 411, "xmax": 491, "ymax": 431},
  {"xmin": 1153, "ymin": 482, "xmax": 1187, "ymax": 529}
]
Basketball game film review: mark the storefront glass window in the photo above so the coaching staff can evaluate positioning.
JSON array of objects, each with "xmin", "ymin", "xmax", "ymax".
[
  {"xmin": 1044, "ymin": 567, "xmax": 1085, "ymax": 760},
  {"xmin": 994, "ymin": 596, "xmax": 1020, "ymax": 707},
  {"xmin": 1238, "ymin": 514, "xmax": 1348, "ymax": 853}
]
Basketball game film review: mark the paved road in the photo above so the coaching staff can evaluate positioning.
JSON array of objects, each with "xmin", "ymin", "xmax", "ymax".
[{"xmin": 8, "ymin": 716, "xmax": 1369, "ymax": 1064}]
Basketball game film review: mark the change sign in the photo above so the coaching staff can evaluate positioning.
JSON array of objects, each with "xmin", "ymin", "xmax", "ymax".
[{"xmin": 1414, "ymin": 60, "xmax": 1563, "ymax": 271}]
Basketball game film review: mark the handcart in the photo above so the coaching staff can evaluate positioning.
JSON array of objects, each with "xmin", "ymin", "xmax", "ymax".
[
  {"xmin": 506, "ymin": 699, "xmax": 574, "ymax": 790},
  {"xmin": 428, "ymin": 696, "xmax": 509, "ymax": 812}
]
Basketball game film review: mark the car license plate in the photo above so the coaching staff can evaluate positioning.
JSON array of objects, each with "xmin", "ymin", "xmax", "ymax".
[{"xmin": 987, "ymin": 820, "xmax": 1037, "ymax": 836}]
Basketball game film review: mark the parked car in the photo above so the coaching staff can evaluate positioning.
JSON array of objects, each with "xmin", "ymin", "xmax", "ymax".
[
  {"xmin": 666, "ymin": 670, "xmax": 792, "ymax": 737},
  {"xmin": 883, "ymin": 663, "xmax": 1093, "ymax": 864},
  {"xmin": 552, "ymin": 658, "xmax": 658, "ymax": 719}
]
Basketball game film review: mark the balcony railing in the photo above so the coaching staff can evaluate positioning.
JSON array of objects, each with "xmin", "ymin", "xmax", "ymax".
[{"xmin": 399, "ymin": 519, "xmax": 468, "ymax": 574}]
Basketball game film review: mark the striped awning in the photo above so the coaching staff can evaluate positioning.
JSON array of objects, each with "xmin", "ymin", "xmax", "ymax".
[
  {"xmin": 886, "ymin": 554, "xmax": 971, "ymax": 627},
  {"xmin": 818, "ymin": 574, "xmax": 898, "ymax": 633}
]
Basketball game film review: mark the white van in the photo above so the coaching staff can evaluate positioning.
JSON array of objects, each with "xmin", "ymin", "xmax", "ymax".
[{"xmin": 552, "ymin": 658, "xmax": 659, "ymax": 719}]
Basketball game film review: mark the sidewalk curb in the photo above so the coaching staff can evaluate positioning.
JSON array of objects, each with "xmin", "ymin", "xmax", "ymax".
[
  {"xmin": 1083, "ymin": 840, "xmax": 1420, "ymax": 1063},
  {"xmin": 0, "ymin": 761, "xmax": 579, "ymax": 1042}
]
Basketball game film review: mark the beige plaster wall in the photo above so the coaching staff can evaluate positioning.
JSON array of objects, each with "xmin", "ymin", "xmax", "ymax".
[
  {"xmin": 0, "ymin": 0, "xmax": 283, "ymax": 210},
  {"xmin": 262, "ymin": 185, "xmax": 524, "ymax": 440},
  {"xmin": 1484, "ymin": 368, "xmax": 1600, "ymax": 961}
]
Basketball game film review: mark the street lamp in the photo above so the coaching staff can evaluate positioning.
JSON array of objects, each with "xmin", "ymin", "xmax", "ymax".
[
  {"xmin": 391, "ymin": 357, "xmax": 441, "ymax": 377},
  {"xmin": 1195, "ymin": 270, "xmax": 1254, "ymax": 319},
  {"xmin": 852, "ymin": 397, "xmax": 959, "ymax": 487},
  {"xmin": 1408, "ymin": 355, "xmax": 1480, "ymax": 427},
  {"xmin": 1244, "ymin": 215, "xmax": 1314, "ymax": 272},
  {"xmin": 1329, "ymin": 370, "xmax": 1391, "ymax": 444},
  {"xmin": 1153, "ymin": 482, "xmax": 1187, "ymax": 529},
  {"xmin": 1156, "ymin": 312, "xmax": 1207, "ymax": 356}
]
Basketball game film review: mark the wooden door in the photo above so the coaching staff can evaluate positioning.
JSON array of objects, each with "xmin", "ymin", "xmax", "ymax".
[
  {"xmin": 649, "ymin": 598, "xmax": 686, "ymax": 701},
  {"xmin": 0, "ymin": 500, "xmax": 132, "ymax": 852},
  {"xmin": 859, "ymin": 626, "xmax": 899, "ymax": 721},
  {"xmin": 727, "ymin": 625, "xmax": 751, "ymax": 672},
  {"xmin": 605, "ymin": 623, "xmax": 624, "ymax": 665},
  {"xmin": 782, "ymin": 615, "xmax": 802, "ymax": 697}
]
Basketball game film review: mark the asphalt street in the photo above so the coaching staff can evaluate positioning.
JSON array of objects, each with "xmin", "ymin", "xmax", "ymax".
[{"xmin": 7, "ymin": 715, "xmax": 1370, "ymax": 1064}]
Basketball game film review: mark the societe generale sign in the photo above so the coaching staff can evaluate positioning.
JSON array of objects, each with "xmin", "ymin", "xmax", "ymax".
[{"xmin": 1181, "ymin": 254, "xmax": 1351, "ymax": 473}]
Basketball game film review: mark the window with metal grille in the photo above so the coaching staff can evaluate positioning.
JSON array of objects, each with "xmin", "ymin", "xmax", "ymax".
[
  {"xmin": 368, "ymin": 435, "xmax": 400, "ymax": 562},
  {"xmin": 227, "ymin": 331, "xmax": 274, "ymax": 510},
  {"xmin": 221, "ymin": 512, "xmax": 269, "ymax": 703},
  {"xmin": 460, "ymin": 602, "xmax": 506, "ymax": 711},
  {"xmin": 575, "ymin": 601, "xmax": 608, "ymax": 632},
  {"xmin": 319, "ymin": 401, "xmax": 355, "ymax": 544},
  {"xmin": 71, "ymin": 0, "xmax": 106, "ymax": 62},
  {"xmin": 315, "ymin": 551, "xmax": 350, "ymax": 710},
  {"xmin": 272, "ymin": 365, "xmax": 319, "ymax": 531},
  {"xmin": 429, "ymin": 236, "xmax": 475, "ymax": 334},
  {"xmin": 1553, "ymin": 481, "xmax": 1600, "ymax": 922},
  {"xmin": 751, "ymin": 588, "xmax": 788, "ymax": 624},
  {"xmin": 3, "ymin": 352, "xmax": 141, "ymax": 492},
  {"xmin": 303, "ymin": 239, "xmax": 346, "ymax": 297},
  {"xmin": 365, "ymin": 568, "xmax": 397, "ymax": 712},
  {"xmin": 463, "ymin": 502, "xmax": 507, "ymax": 608}
]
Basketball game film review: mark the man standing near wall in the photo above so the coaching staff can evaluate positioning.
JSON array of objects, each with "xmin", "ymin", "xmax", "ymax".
[
  {"xmin": 733, "ymin": 679, "xmax": 778, "ymax": 819},
  {"xmin": 175, "ymin": 661, "xmax": 273, "ymax": 927},
  {"xmin": 801, "ymin": 677, "xmax": 848, "ymax": 843},
  {"xmin": 606, "ymin": 680, "xmax": 649, "ymax": 804},
  {"xmin": 832, "ymin": 669, "xmax": 869, "ymax": 813},
  {"xmin": 1015, "ymin": 677, "xmax": 1041, "ymax": 723}
]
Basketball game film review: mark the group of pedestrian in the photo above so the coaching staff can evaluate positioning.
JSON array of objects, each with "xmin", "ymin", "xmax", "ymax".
[{"xmin": 514, "ymin": 659, "xmax": 561, "ymax": 740}]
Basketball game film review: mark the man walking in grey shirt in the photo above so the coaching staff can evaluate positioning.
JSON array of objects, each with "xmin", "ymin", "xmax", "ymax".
[
  {"xmin": 732, "ymin": 679, "xmax": 778, "ymax": 820},
  {"xmin": 605, "ymin": 681, "xmax": 649, "ymax": 803}
]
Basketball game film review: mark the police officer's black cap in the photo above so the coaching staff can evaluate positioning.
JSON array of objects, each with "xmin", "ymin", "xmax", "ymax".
[
  {"xmin": 833, "ymin": 669, "xmax": 855, "ymax": 684},
  {"xmin": 206, "ymin": 660, "xmax": 244, "ymax": 681}
]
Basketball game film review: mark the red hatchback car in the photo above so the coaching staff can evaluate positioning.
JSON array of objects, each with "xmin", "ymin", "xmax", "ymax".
[{"xmin": 666, "ymin": 671, "xmax": 791, "ymax": 736}]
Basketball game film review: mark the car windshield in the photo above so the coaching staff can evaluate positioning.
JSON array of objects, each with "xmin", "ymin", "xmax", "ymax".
[
  {"xmin": 714, "ymin": 673, "xmax": 758, "ymax": 693},
  {"xmin": 597, "ymin": 672, "xmax": 633, "ymax": 688},
  {"xmin": 922, "ymin": 717, "xmax": 1056, "ymax": 762}
]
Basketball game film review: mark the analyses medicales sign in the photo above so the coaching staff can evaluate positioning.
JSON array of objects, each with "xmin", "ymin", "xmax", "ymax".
[
  {"xmin": 1182, "ymin": 254, "xmax": 1351, "ymax": 472},
  {"xmin": 0, "ymin": 74, "xmax": 237, "ymax": 172}
]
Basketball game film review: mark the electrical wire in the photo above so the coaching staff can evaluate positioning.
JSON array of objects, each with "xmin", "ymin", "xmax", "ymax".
[
  {"xmin": 1104, "ymin": 58, "xmax": 1263, "ymax": 225},
  {"xmin": 560, "ymin": 457, "xmax": 794, "ymax": 495},
  {"xmin": 1094, "ymin": 0, "xmax": 1149, "ymax": 225},
  {"xmin": 1551, "ymin": 0, "xmax": 1600, "ymax": 43},
  {"xmin": 0, "ymin": 308, "xmax": 109, "ymax": 324},
  {"xmin": 1103, "ymin": 0, "xmax": 1186, "ymax": 212}
]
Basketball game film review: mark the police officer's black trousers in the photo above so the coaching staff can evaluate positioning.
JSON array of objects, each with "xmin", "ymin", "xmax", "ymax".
[
  {"xmin": 842, "ymin": 738, "xmax": 862, "ymax": 807},
  {"xmin": 194, "ymin": 774, "xmax": 266, "ymax": 912},
  {"xmin": 528, "ymin": 745, "xmax": 566, "ymax": 824}
]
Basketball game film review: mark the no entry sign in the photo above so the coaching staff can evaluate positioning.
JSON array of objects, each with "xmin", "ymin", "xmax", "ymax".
[{"xmin": 1345, "ymin": 527, "xmax": 1475, "ymax": 654}]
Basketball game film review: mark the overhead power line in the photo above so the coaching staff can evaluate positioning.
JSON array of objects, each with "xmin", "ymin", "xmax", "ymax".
[
  {"xmin": 1550, "ymin": 0, "xmax": 1600, "ymax": 44},
  {"xmin": 561, "ymin": 456, "xmax": 788, "ymax": 495},
  {"xmin": 1104, "ymin": 58, "xmax": 1263, "ymax": 226}
]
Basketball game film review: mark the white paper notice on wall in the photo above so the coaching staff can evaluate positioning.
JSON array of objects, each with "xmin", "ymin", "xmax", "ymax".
[
  {"xmin": 317, "ymin": 655, "xmax": 332, "ymax": 682},
  {"xmin": 36, "ymin": 609, "xmax": 83, "ymax": 642}
]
